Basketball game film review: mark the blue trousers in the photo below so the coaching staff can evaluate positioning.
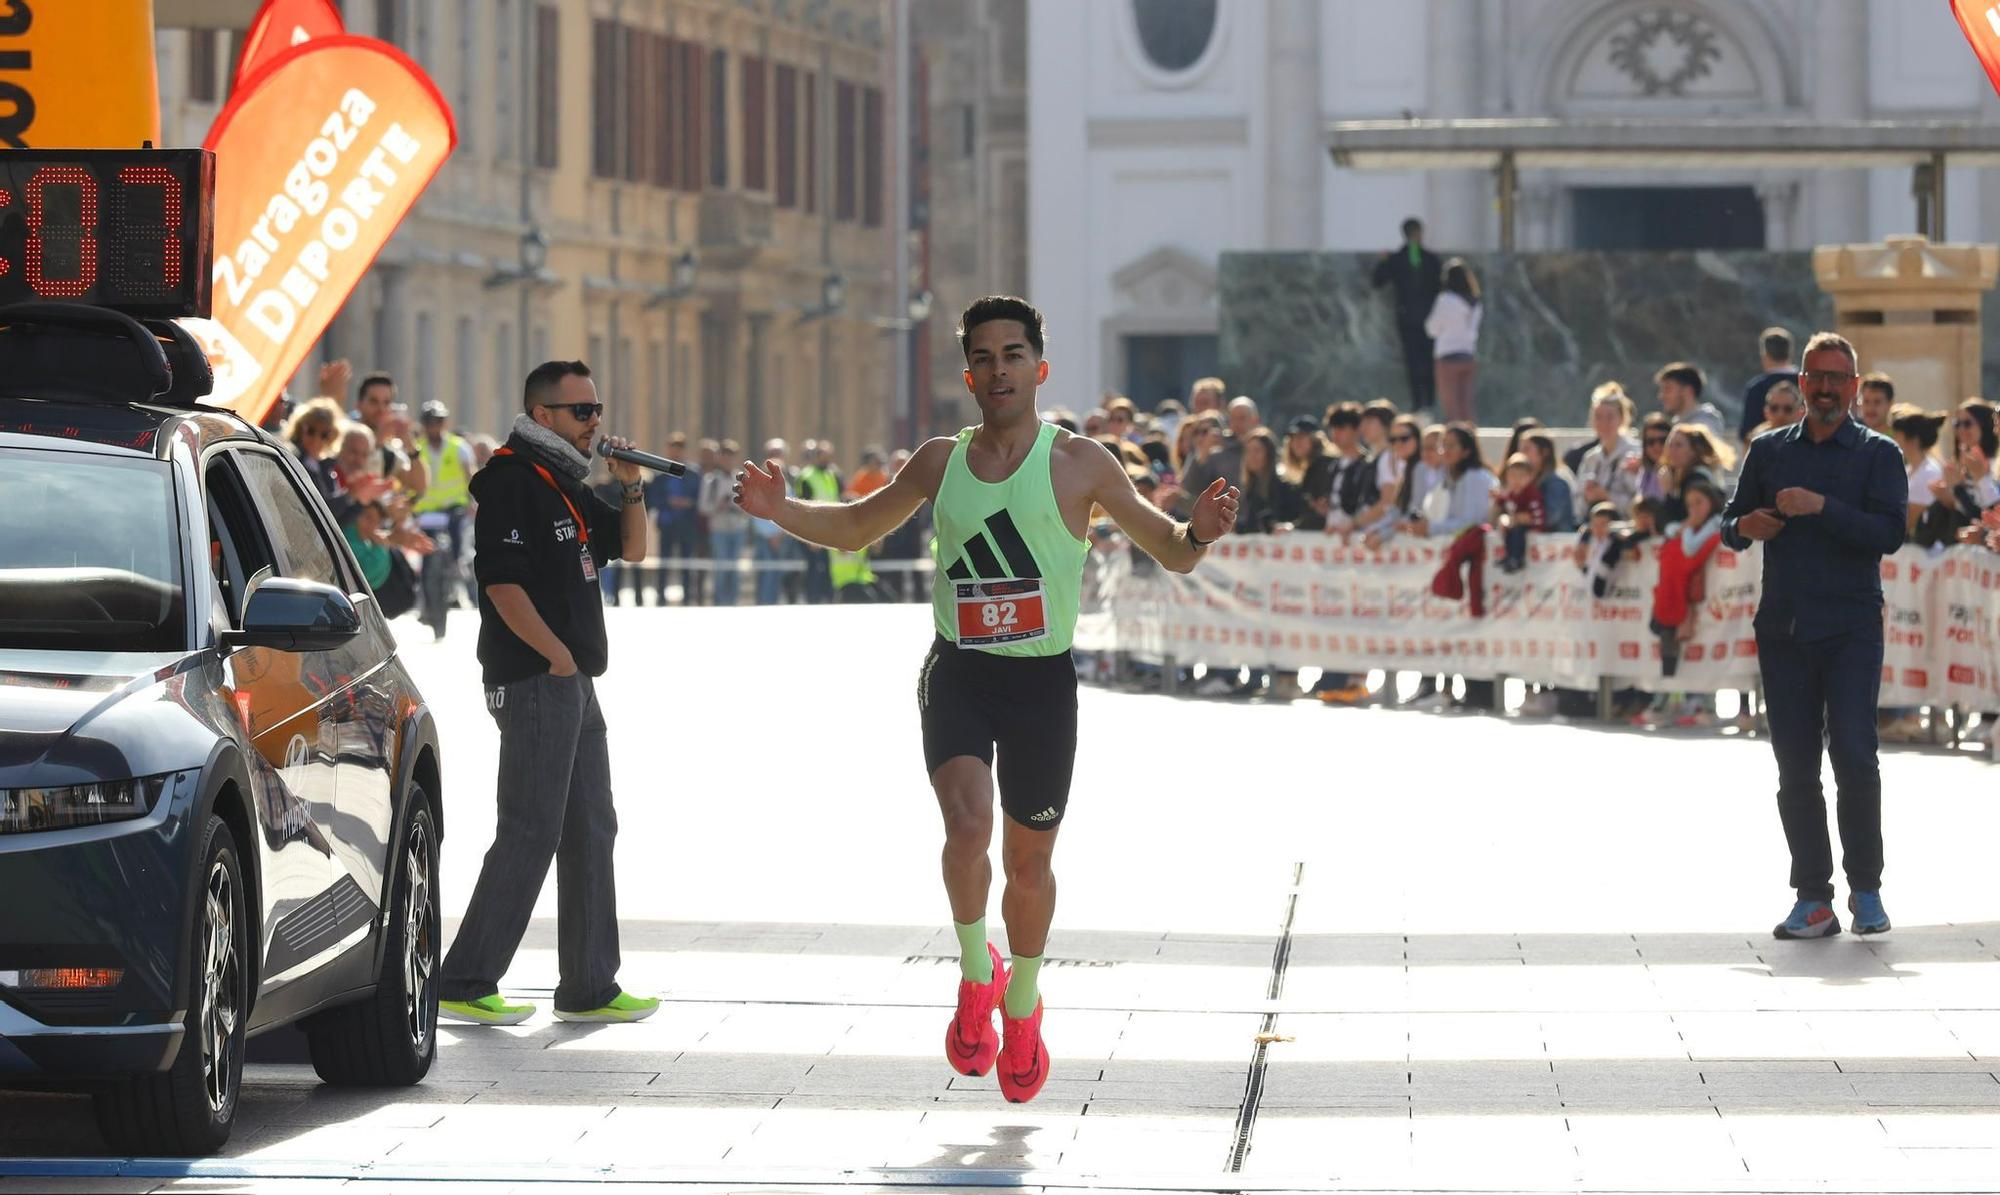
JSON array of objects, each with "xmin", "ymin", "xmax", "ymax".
[{"xmin": 1756, "ymin": 625, "xmax": 1885, "ymax": 903}]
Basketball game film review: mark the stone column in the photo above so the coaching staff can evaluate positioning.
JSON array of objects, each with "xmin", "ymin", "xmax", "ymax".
[
  {"xmin": 1263, "ymin": 0, "xmax": 1321, "ymax": 250},
  {"xmin": 372, "ymin": 264, "xmax": 408, "ymax": 389},
  {"xmin": 1809, "ymin": 0, "xmax": 1868, "ymax": 245},
  {"xmin": 1426, "ymin": 0, "xmax": 1486, "ymax": 250}
]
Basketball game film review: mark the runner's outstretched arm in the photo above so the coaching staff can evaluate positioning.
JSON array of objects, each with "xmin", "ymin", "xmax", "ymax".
[
  {"xmin": 1084, "ymin": 441, "xmax": 1239, "ymax": 573},
  {"xmin": 734, "ymin": 437, "xmax": 952, "ymax": 552}
]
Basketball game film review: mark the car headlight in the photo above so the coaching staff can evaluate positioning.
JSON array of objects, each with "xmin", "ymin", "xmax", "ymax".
[{"xmin": 0, "ymin": 774, "xmax": 174, "ymax": 834}]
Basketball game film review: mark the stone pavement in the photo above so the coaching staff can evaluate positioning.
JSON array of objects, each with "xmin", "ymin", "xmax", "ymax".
[{"xmin": 4, "ymin": 605, "xmax": 1999, "ymax": 1193}]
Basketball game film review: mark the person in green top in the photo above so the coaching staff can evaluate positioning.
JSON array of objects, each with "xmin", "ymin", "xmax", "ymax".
[
  {"xmin": 733, "ymin": 295, "xmax": 1239, "ymax": 1104},
  {"xmin": 341, "ymin": 501, "xmax": 394, "ymax": 590}
]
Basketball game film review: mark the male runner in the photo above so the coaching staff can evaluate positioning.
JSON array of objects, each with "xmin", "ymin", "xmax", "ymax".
[{"xmin": 734, "ymin": 296, "xmax": 1239, "ymax": 1102}]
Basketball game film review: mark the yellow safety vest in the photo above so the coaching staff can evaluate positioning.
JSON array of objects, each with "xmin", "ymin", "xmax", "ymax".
[
  {"xmin": 830, "ymin": 547, "xmax": 875, "ymax": 589},
  {"xmin": 413, "ymin": 434, "xmax": 472, "ymax": 513}
]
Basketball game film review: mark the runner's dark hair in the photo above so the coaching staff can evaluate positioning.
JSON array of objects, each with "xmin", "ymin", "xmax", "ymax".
[{"xmin": 957, "ymin": 296, "xmax": 1046, "ymax": 360}]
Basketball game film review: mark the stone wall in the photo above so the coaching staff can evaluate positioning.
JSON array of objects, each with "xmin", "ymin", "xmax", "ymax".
[{"xmin": 1217, "ymin": 251, "xmax": 2000, "ymax": 430}]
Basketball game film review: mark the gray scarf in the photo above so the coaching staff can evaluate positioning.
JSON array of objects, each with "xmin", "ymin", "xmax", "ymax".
[{"xmin": 510, "ymin": 414, "xmax": 591, "ymax": 483}]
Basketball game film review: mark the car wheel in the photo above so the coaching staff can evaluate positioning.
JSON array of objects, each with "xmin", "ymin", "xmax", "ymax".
[
  {"xmin": 94, "ymin": 815, "xmax": 247, "ymax": 1156},
  {"xmin": 303, "ymin": 786, "xmax": 437, "ymax": 1086}
]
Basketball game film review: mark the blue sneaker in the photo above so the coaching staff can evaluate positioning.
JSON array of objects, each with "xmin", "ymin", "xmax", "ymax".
[
  {"xmin": 1847, "ymin": 891, "xmax": 1891, "ymax": 935},
  {"xmin": 1773, "ymin": 900, "xmax": 1841, "ymax": 940}
]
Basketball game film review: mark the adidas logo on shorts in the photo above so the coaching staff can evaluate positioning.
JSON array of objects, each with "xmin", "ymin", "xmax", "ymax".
[{"xmin": 1030, "ymin": 807, "xmax": 1058, "ymax": 823}]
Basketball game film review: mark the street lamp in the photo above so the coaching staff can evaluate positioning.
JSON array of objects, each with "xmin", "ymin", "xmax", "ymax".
[
  {"xmin": 799, "ymin": 271, "xmax": 846, "ymax": 322},
  {"xmin": 484, "ymin": 224, "xmax": 550, "ymax": 289},
  {"xmin": 645, "ymin": 248, "xmax": 700, "ymax": 307},
  {"xmin": 866, "ymin": 286, "xmax": 935, "ymax": 332}
]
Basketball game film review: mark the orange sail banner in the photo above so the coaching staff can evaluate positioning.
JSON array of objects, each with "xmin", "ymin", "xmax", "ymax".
[
  {"xmin": 183, "ymin": 35, "xmax": 455, "ymax": 424},
  {"xmin": 1953, "ymin": 0, "xmax": 2000, "ymax": 97},
  {"xmin": 0, "ymin": 0, "xmax": 159, "ymax": 149},
  {"xmin": 233, "ymin": 0, "xmax": 346, "ymax": 92}
]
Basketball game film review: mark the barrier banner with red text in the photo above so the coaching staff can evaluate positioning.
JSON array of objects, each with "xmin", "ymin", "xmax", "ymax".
[
  {"xmin": 234, "ymin": 0, "xmax": 346, "ymax": 92},
  {"xmin": 1080, "ymin": 536, "xmax": 2000, "ymax": 702},
  {"xmin": 181, "ymin": 35, "xmax": 455, "ymax": 425}
]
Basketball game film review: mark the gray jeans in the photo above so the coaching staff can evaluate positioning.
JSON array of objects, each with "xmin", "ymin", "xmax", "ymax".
[{"xmin": 439, "ymin": 671, "xmax": 622, "ymax": 1010}]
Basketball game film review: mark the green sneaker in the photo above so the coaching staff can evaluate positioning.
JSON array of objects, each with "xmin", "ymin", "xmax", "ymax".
[
  {"xmin": 438, "ymin": 993, "xmax": 534, "ymax": 1026},
  {"xmin": 553, "ymin": 990, "xmax": 660, "ymax": 1023}
]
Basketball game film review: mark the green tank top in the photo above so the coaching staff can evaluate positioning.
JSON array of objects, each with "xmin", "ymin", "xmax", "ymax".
[{"xmin": 930, "ymin": 422, "xmax": 1088, "ymax": 656}]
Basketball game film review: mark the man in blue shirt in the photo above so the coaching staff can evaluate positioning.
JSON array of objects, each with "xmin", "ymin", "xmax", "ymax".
[
  {"xmin": 1738, "ymin": 326, "xmax": 1799, "ymax": 444},
  {"xmin": 1721, "ymin": 332, "xmax": 1905, "ymax": 941},
  {"xmin": 646, "ymin": 431, "xmax": 705, "ymax": 604}
]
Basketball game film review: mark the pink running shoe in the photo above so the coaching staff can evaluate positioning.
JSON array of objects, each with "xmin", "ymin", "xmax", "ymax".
[
  {"xmin": 998, "ymin": 999, "xmax": 1050, "ymax": 1103},
  {"xmin": 944, "ymin": 943, "xmax": 1009, "ymax": 1077}
]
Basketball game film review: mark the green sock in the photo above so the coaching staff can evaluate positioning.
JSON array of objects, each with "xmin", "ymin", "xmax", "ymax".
[
  {"xmin": 954, "ymin": 919, "xmax": 992, "ymax": 982},
  {"xmin": 1004, "ymin": 954, "xmax": 1043, "ymax": 1018}
]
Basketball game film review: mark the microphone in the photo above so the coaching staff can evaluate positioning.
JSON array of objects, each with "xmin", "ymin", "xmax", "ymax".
[{"xmin": 596, "ymin": 438, "xmax": 688, "ymax": 476}]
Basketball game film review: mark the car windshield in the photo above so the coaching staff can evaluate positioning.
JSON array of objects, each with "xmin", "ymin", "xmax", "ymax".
[{"xmin": 0, "ymin": 449, "xmax": 185, "ymax": 651}]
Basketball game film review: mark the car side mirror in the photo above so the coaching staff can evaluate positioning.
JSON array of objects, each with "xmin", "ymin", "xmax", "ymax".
[{"xmin": 221, "ymin": 577, "xmax": 361, "ymax": 653}]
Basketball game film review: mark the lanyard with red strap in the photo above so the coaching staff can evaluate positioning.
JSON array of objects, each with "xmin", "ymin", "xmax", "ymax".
[{"xmin": 493, "ymin": 446, "xmax": 589, "ymax": 545}]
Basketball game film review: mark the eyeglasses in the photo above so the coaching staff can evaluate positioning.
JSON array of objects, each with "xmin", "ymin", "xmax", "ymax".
[
  {"xmin": 1800, "ymin": 370, "xmax": 1857, "ymax": 387},
  {"xmin": 1390, "ymin": 434, "xmax": 1416, "ymax": 444},
  {"xmin": 540, "ymin": 401, "xmax": 605, "ymax": 421},
  {"xmin": 1955, "ymin": 418, "xmax": 1977, "ymax": 429},
  {"xmin": 1643, "ymin": 435, "xmax": 1668, "ymax": 446},
  {"xmin": 1764, "ymin": 404, "xmax": 1799, "ymax": 416}
]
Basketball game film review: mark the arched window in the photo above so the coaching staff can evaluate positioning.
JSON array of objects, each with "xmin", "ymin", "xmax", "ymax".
[{"xmin": 1131, "ymin": 0, "xmax": 1216, "ymax": 74}]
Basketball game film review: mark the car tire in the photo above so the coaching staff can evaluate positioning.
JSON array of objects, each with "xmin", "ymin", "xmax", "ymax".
[
  {"xmin": 302, "ymin": 786, "xmax": 438, "ymax": 1086},
  {"xmin": 94, "ymin": 815, "xmax": 248, "ymax": 1156}
]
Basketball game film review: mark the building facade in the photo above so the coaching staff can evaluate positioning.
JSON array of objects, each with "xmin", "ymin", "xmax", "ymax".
[
  {"xmin": 156, "ymin": 0, "xmax": 902, "ymax": 463},
  {"xmin": 910, "ymin": 0, "xmax": 1028, "ymax": 434},
  {"xmin": 1026, "ymin": 0, "xmax": 2000, "ymax": 409}
]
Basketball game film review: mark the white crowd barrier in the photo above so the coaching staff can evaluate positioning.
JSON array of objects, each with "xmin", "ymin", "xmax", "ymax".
[
  {"xmin": 1075, "ymin": 533, "xmax": 2000, "ymax": 705},
  {"xmin": 610, "ymin": 557, "xmax": 938, "ymax": 575}
]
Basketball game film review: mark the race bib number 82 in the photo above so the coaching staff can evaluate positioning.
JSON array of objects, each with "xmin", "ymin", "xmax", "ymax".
[{"xmin": 954, "ymin": 579, "xmax": 1048, "ymax": 648}]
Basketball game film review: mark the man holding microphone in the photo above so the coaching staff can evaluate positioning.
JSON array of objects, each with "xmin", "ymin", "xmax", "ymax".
[
  {"xmin": 1721, "ymin": 332, "xmax": 1905, "ymax": 941},
  {"xmin": 438, "ymin": 361, "xmax": 660, "ymax": 1025}
]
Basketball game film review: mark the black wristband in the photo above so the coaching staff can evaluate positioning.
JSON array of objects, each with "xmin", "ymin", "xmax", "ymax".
[{"xmin": 1185, "ymin": 521, "xmax": 1212, "ymax": 549}]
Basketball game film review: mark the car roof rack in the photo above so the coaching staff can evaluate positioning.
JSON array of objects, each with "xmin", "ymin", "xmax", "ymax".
[{"xmin": 0, "ymin": 302, "xmax": 217, "ymax": 408}]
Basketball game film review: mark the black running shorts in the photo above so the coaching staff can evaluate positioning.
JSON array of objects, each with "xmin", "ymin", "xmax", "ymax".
[{"xmin": 917, "ymin": 635, "xmax": 1078, "ymax": 829}]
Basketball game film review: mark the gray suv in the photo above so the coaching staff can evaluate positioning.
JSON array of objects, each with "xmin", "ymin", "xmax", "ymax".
[{"xmin": 0, "ymin": 304, "xmax": 443, "ymax": 1155}]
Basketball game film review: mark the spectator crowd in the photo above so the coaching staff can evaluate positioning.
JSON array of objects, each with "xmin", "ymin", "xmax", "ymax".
[{"xmin": 265, "ymin": 293, "xmax": 2000, "ymax": 754}]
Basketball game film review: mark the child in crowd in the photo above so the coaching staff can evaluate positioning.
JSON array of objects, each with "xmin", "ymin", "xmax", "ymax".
[
  {"xmin": 1639, "ymin": 478, "xmax": 1724, "ymax": 727},
  {"xmin": 1602, "ymin": 495, "xmax": 1663, "ymax": 574},
  {"xmin": 1575, "ymin": 500, "xmax": 1619, "ymax": 598},
  {"xmin": 342, "ymin": 500, "xmax": 394, "ymax": 592},
  {"xmin": 1493, "ymin": 453, "xmax": 1545, "ymax": 573}
]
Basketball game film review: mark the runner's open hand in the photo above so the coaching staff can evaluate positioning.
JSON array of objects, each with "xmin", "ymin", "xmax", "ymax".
[
  {"xmin": 1190, "ymin": 476, "xmax": 1239, "ymax": 545},
  {"xmin": 734, "ymin": 458, "xmax": 788, "ymax": 520}
]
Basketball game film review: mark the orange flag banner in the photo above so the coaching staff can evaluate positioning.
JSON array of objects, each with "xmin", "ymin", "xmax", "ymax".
[
  {"xmin": 183, "ymin": 35, "xmax": 455, "ymax": 425},
  {"xmin": 0, "ymin": 0, "xmax": 159, "ymax": 149},
  {"xmin": 234, "ymin": 0, "xmax": 346, "ymax": 92},
  {"xmin": 1952, "ymin": 0, "xmax": 2000, "ymax": 98}
]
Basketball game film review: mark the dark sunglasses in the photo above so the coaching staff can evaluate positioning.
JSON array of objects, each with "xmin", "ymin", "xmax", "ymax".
[
  {"xmin": 1955, "ymin": 418, "xmax": 1977, "ymax": 429},
  {"xmin": 1389, "ymin": 434, "xmax": 1417, "ymax": 444},
  {"xmin": 1765, "ymin": 404, "xmax": 1798, "ymax": 414},
  {"xmin": 541, "ymin": 401, "xmax": 605, "ymax": 421},
  {"xmin": 1643, "ymin": 435, "xmax": 1668, "ymax": 445}
]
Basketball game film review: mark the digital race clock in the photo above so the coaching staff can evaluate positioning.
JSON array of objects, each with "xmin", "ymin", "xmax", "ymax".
[{"xmin": 0, "ymin": 149, "xmax": 215, "ymax": 319}]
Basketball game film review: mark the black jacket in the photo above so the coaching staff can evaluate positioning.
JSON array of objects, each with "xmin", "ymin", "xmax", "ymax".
[
  {"xmin": 1237, "ymin": 476, "xmax": 1303, "ymax": 534},
  {"xmin": 472, "ymin": 435, "xmax": 629, "ymax": 685},
  {"xmin": 1371, "ymin": 244, "xmax": 1444, "ymax": 327},
  {"xmin": 1328, "ymin": 451, "xmax": 1381, "ymax": 518},
  {"xmin": 1290, "ymin": 455, "xmax": 1335, "ymax": 531}
]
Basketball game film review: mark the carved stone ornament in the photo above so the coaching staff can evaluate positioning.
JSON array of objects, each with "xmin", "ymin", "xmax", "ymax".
[{"xmin": 1606, "ymin": 10, "xmax": 1723, "ymax": 97}]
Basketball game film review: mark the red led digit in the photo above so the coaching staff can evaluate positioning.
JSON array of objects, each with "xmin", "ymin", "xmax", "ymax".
[
  {"xmin": 117, "ymin": 165, "xmax": 183, "ymax": 290},
  {"xmin": 25, "ymin": 166, "xmax": 100, "ymax": 299},
  {"xmin": 0, "ymin": 188, "xmax": 10, "ymax": 279}
]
